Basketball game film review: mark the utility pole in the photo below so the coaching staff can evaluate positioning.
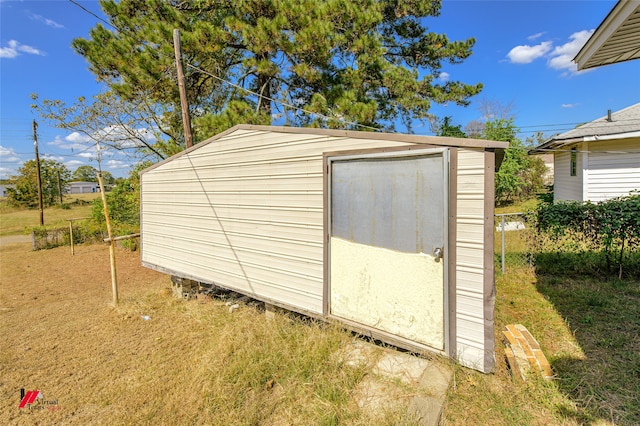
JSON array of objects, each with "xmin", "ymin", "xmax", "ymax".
[
  {"xmin": 57, "ymin": 171, "xmax": 63, "ymax": 206},
  {"xmin": 33, "ymin": 120, "xmax": 44, "ymax": 226},
  {"xmin": 173, "ymin": 29, "xmax": 193, "ymax": 149}
]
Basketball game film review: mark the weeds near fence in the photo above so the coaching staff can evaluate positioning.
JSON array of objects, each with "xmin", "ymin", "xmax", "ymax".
[
  {"xmin": 532, "ymin": 194, "xmax": 640, "ymax": 279},
  {"xmin": 496, "ymin": 194, "xmax": 640, "ymax": 279},
  {"xmin": 31, "ymin": 220, "xmax": 139, "ymax": 251}
]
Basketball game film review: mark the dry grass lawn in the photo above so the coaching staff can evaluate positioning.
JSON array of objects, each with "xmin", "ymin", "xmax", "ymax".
[
  {"xmin": 0, "ymin": 242, "xmax": 417, "ymax": 425},
  {"xmin": 1, "ymin": 198, "xmax": 637, "ymax": 424}
]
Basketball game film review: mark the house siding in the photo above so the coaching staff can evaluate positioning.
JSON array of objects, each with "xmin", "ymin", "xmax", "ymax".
[
  {"xmin": 585, "ymin": 138, "xmax": 640, "ymax": 202},
  {"xmin": 554, "ymin": 147, "xmax": 584, "ymax": 202}
]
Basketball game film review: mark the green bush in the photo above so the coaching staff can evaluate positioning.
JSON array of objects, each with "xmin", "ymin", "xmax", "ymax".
[
  {"xmin": 533, "ymin": 194, "xmax": 640, "ymax": 278},
  {"xmin": 91, "ymin": 179, "xmax": 139, "ymax": 226}
]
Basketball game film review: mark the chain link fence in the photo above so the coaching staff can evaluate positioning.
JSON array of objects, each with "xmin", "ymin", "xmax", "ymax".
[
  {"xmin": 495, "ymin": 210, "xmax": 640, "ymax": 278},
  {"xmin": 495, "ymin": 212, "xmax": 534, "ymax": 273}
]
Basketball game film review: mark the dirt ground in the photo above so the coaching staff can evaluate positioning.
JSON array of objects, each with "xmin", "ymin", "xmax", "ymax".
[{"xmin": 0, "ymin": 241, "xmax": 176, "ymax": 425}]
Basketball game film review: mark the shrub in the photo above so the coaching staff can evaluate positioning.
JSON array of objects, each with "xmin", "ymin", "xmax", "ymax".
[{"xmin": 533, "ymin": 194, "xmax": 640, "ymax": 278}]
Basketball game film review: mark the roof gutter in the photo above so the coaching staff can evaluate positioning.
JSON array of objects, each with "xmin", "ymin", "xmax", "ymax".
[{"xmin": 528, "ymin": 130, "xmax": 640, "ymax": 154}]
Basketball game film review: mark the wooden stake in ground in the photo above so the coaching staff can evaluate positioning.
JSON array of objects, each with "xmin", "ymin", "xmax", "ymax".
[
  {"xmin": 67, "ymin": 217, "xmax": 89, "ymax": 256},
  {"xmin": 97, "ymin": 172, "xmax": 118, "ymax": 305}
]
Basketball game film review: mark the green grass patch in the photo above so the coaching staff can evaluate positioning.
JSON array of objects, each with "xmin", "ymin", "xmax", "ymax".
[{"xmin": 0, "ymin": 193, "xmax": 99, "ymax": 236}]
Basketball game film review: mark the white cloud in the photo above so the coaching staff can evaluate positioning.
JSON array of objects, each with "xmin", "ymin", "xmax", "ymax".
[
  {"xmin": 0, "ymin": 40, "xmax": 45, "ymax": 58},
  {"xmin": 0, "ymin": 167, "xmax": 13, "ymax": 179},
  {"xmin": 0, "ymin": 145, "xmax": 20, "ymax": 162},
  {"xmin": 77, "ymin": 152, "xmax": 96, "ymax": 159},
  {"xmin": 42, "ymin": 154, "xmax": 65, "ymax": 162},
  {"xmin": 48, "ymin": 135, "xmax": 87, "ymax": 151},
  {"xmin": 561, "ymin": 103, "xmax": 579, "ymax": 108},
  {"xmin": 29, "ymin": 13, "xmax": 64, "ymax": 29},
  {"xmin": 65, "ymin": 160, "xmax": 85, "ymax": 168},
  {"xmin": 506, "ymin": 41, "xmax": 552, "ymax": 64},
  {"xmin": 65, "ymin": 132, "xmax": 93, "ymax": 144},
  {"xmin": 437, "ymin": 72, "xmax": 450, "ymax": 82},
  {"xmin": 106, "ymin": 159, "xmax": 129, "ymax": 169},
  {"xmin": 527, "ymin": 32, "xmax": 545, "ymax": 41},
  {"xmin": 506, "ymin": 29, "xmax": 594, "ymax": 76},
  {"xmin": 547, "ymin": 30, "xmax": 594, "ymax": 75}
]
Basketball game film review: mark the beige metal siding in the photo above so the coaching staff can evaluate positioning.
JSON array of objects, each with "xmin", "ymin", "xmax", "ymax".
[
  {"xmin": 141, "ymin": 129, "xmax": 410, "ymax": 313},
  {"xmin": 455, "ymin": 149, "xmax": 490, "ymax": 370},
  {"xmin": 586, "ymin": 138, "xmax": 640, "ymax": 202},
  {"xmin": 554, "ymin": 148, "xmax": 584, "ymax": 202},
  {"xmin": 141, "ymin": 126, "xmax": 503, "ymax": 372}
]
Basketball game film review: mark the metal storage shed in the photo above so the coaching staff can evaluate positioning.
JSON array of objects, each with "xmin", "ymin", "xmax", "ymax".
[{"xmin": 140, "ymin": 125, "xmax": 508, "ymax": 373}]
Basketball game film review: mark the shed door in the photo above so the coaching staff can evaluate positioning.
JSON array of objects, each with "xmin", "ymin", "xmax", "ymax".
[{"xmin": 329, "ymin": 150, "xmax": 447, "ymax": 351}]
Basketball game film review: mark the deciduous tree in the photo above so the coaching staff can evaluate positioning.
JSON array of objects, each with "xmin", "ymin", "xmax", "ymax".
[
  {"xmin": 7, "ymin": 159, "xmax": 71, "ymax": 208},
  {"xmin": 72, "ymin": 165, "xmax": 98, "ymax": 182},
  {"xmin": 485, "ymin": 118, "xmax": 546, "ymax": 204}
]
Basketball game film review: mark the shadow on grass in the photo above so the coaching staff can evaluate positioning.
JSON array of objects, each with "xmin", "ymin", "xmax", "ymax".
[{"xmin": 534, "ymin": 258, "xmax": 640, "ymax": 425}]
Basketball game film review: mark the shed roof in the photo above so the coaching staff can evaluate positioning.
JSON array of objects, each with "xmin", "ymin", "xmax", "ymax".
[
  {"xmin": 529, "ymin": 103, "xmax": 640, "ymax": 153},
  {"xmin": 142, "ymin": 124, "xmax": 508, "ymax": 174},
  {"xmin": 574, "ymin": 0, "xmax": 640, "ymax": 70}
]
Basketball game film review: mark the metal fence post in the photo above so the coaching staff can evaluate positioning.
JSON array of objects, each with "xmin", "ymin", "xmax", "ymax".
[{"xmin": 501, "ymin": 215, "xmax": 505, "ymax": 273}]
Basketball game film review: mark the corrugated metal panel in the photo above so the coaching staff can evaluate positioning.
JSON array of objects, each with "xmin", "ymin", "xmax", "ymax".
[
  {"xmin": 455, "ymin": 149, "xmax": 488, "ymax": 368},
  {"xmin": 141, "ymin": 129, "xmax": 411, "ymax": 313},
  {"xmin": 586, "ymin": 139, "xmax": 640, "ymax": 202},
  {"xmin": 554, "ymin": 149, "xmax": 584, "ymax": 202}
]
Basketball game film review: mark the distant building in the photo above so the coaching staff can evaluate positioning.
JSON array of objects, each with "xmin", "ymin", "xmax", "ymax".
[
  {"xmin": 68, "ymin": 181, "xmax": 99, "ymax": 194},
  {"xmin": 0, "ymin": 184, "xmax": 16, "ymax": 197}
]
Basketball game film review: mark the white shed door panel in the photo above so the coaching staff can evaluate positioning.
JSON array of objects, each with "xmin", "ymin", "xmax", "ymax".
[{"xmin": 329, "ymin": 152, "xmax": 446, "ymax": 350}]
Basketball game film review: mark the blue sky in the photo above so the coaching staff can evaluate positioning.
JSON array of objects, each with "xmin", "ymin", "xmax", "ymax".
[{"xmin": 1, "ymin": 0, "xmax": 639, "ymax": 179}]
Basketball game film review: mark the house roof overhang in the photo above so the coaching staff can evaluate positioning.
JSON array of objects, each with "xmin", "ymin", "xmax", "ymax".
[
  {"xmin": 574, "ymin": 0, "xmax": 640, "ymax": 70},
  {"xmin": 528, "ymin": 130, "xmax": 640, "ymax": 154}
]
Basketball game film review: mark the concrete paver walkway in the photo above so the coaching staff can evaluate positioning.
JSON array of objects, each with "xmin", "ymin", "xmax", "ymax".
[{"xmin": 338, "ymin": 340, "xmax": 452, "ymax": 425}]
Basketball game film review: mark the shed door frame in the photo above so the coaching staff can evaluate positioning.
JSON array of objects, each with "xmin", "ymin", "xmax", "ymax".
[{"xmin": 324, "ymin": 147, "xmax": 450, "ymax": 356}]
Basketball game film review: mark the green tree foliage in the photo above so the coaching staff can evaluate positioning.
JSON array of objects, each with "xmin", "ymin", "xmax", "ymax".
[
  {"xmin": 73, "ymin": 165, "xmax": 115, "ymax": 185},
  {"xmin": 193, "ymin": 100, "xmax": 270, "ymax": 141},
  {"xmin": 72, "ymin": 165, "xmax": 98, "ymax": 182},
  {"xmin": 72, "ymin": 0, "xmax": 482, "ymax": 147},
  {"xmin": 435, "ymin": 116, "xmax": 466, "ymax": 138},
  {"xmin": 101, "ymin": 171, "xmax": 115, "ymax": 185},
  {"xmin": 91, "ymin": 162, "xmax": 150, "ymax": 227},
  {"xmin": 485, "ymin": 118, "xmax": 545, "ymax": 204},
  {"xmin": 6, "ymin": 159, "xmax": 71, "ymax": 208}
]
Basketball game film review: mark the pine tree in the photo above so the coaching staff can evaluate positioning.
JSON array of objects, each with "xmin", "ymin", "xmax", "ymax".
[{"xmin": 73, "ymin": 0, "xmax": 482, "ymax": 148}]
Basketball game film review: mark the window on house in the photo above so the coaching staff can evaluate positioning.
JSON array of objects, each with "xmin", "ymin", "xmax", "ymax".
[{"xmin": 570, "ymin": 147, "xmax": 577, "ymax": 176}]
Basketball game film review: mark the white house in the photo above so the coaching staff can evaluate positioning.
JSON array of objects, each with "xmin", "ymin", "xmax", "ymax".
[
  {"xmin": 529, "ymin": 103, "xmax": 640, "ymax": 202},
  {"xmin": 140, "ymin": 125, "xmax": 508, "ymax": 373}
]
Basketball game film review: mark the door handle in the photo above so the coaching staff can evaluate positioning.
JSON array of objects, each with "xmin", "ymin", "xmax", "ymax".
[{"xmin": 433, "ymin": 247, "xmax": 443, "ymax": 260}]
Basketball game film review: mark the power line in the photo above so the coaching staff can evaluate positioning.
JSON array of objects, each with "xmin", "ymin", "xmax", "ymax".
[
  {"xmin": 187, "ymin": 63, "xmax": 381, "ymax": 132},
  {"xmin": 68, "ymin": 0, "xmax": 113, "ymax": 29}
]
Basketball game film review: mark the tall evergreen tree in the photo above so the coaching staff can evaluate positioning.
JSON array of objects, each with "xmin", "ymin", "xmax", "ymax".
[{"xmin": 72, "ymin": 0, "xmax": 482, "ymax": 149}]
